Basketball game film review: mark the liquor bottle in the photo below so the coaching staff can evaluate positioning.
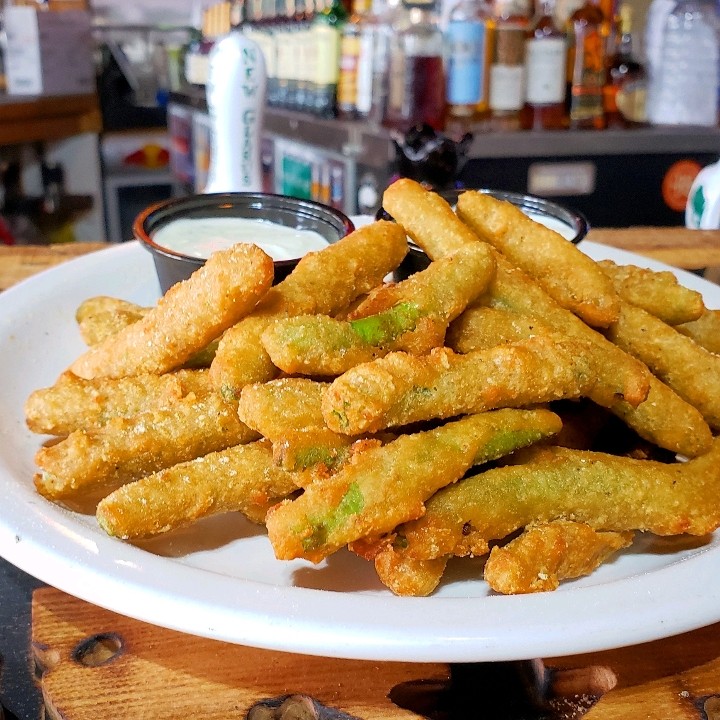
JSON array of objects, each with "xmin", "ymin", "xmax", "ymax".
[
  {"xmin": 645, "ymin": 0, "xmax": 720, "ymax": 126},
  {"xmin": 309, "ymin": 0, "xmax": 348, "ymax": 116},
  {"xmin": 445, "ymin": 0, "xmax": 494, "ymax": 121},
  {"xmin": 366, "ymin": 0, "xmax": 397, "ymax": 122},
  {"xmin": 488, "ymin": 0, "xmax": 529, "ymax": 127},
  {"xmin": 384, "ymin": 0, "xmax": 447, "ymax": 131},
  {"xmin": 566, "ymin": 0, "xmax": 607, "ymax": 129},
  {"xmin": 603, "ymin": 4, "xmax": 646, "ymax": 127},
  {"xmin": 520, "ymin": 0, "xmax": 567, "ymax": 129},
  {"xmin": 337, "ymin": 0, "xmax": 371, "ymax": 117}
]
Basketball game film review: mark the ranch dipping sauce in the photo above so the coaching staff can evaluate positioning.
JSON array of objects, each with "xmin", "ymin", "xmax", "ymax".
[{"xmin": 152, "ymin": 216, "xmax": 330, "ymax": 261}]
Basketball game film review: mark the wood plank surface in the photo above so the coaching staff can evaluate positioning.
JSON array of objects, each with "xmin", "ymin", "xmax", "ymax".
[
  {"xmin": 0, "ymin": 243, "xmax": 107, "ymax": 291},
  {"xmin": 32, "ymin": 588, "xmax": 720, "ymax": 720},
  {"xmin": 586, "ymin": 227, "xmax": 720, "ymax": 269}
]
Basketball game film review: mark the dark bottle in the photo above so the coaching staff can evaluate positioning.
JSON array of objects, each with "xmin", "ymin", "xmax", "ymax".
[
  {"xmin": 603, "ymin": 4, "xmax": 646, "ymax": 126},
  {"xmin": 384, "ymin": 0, "xmax": 447, "ymax": 131},
  {"xmin": 566, "ymin": 0, "xmax": 608, "ymax": 129},
  {"xmin": 520, "ymin": 0, "xmax": 568, "ymax": 129}
]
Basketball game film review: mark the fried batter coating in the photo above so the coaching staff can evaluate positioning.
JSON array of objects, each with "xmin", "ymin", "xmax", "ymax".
[
  {"xmin": 75, "ymin": 296, "xmax": 150, "ymax": 346},
  {"xmin": 394, "ymin": 440, "xmax": 720, "ymax": 562},
  {"xmin": 675, "ymin": 309, "xmax": 720, "ymax": 355},
  {"xmin": 238, "ymin": 378, "xmax": 353, "ymax": 473},
  {"xmin": 598, "ymin": 260, "xmax": 704, "ymax": 326},
  {"xmin": 25, "ymin": 369, "xmax": 212, "ymax": 435},
  {"xmin": 373, "ymin": 547, "xmax": 449, "ymax": 597},
  {"xmin": 96, "ymin": 440, "xmax": 301, "ymax": 539},
  {"xmin": 456, "ymin": 190, "xmax": 620, "ymax": 327},
  {"xmin": 34, "ymin": 393, "xmax": 258, "ymax": 501},
  {"xmin": 322, "ymin": 336, "xmax": 594, "ymax": 435},
  {"xmin": 209, "ymin": 221, "xmax": 408, "ymax": 399},
  {"xmin": 606, "ymin": 302, "xmax": 720, "ymax": 430},
  {"xmin": 70, "ymin": 243, "xmax": 274, "ymax": 379},
  {"xmin": 265, "ymin": 409, "xmax": 562, "ymax": 562},
  {"xmin": 382, "ymin": 178, "xmax": 478, "ymax": 260},
  {"xmin": 447, "ymin": 306, "xmax": 550, "ymax": 353},
  {"xmin": 262, "ymin": 243, "xmax": 496, "ymax": 376},
  {"xmin": 483, "ymin": 521, "xmax": 634, "ymax": 594}
]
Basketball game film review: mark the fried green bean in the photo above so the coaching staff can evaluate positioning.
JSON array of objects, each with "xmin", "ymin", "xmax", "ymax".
[
  {"xmin": 238, "ymin": 378, "xmax": 353, "ymax": 473},
  {"xmin": 34, "ymin": 393, "xmax": 258, "ymax": 501},
  {"xmin": 675, "ymin": 309, "xmax": 720, "ymax": 355},
  {"xmin": 75, "ymin": 296, "xmax": 150, "ymax": 346},
  {"xmin": 606, "ymin": 302, "xmax": 720, "ymax": 430},
  {"xmin": 265, "ymin": 408, "xmax": 562, "ymax": 562},
  {"xmin": 96, "ymin": 440, "xmax": 301, "ymax": 539},
  {"xmin": 394, "ymin": 440, "xmax": 720, "ymax": 562},
  {"xmin": 483, "ymin": 521, "xmax": 634, "ymax": 595},
  {"xmin": 71, "ymin": 243, "xmax": 274, "ymax": 379},
  {"xmin": 457, "ymin": 190, "xmax": 620, "ymax": 327},
  {"xmin": 25, "ymin": 369, "xmax": 212, "ymax": 435},
  {"xmin": 209, "ymin": 221, "xmax": 408, "ymax": 399},
  {"xmin": 261, "ymin": 243, "xmax": 496, "ymax": 376},
  {"xmin": 598, "ymin": 259, "xmax": 704, "ymax": 325},
  {"xmin": 322, "ymin": 336, "xmax": 594, "ymax": 435}
]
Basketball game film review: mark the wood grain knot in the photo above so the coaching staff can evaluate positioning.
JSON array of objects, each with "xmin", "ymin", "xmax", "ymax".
[{"xmin": 71, "ymin": 633, "xmax": 123, "ymax": 667}]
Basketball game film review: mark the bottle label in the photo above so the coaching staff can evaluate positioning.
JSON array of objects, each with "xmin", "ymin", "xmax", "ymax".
[
  {"xmin": 446, "ymin": 20, "xmax": 487, "ymax": 106},
  {"xmin": 525, "ymin": 37, "xmax": 566, "ymax": 104},
  {"xmin": 337, "ymin": 34, "xmax": 361, "ymax": 108},
  {"xmin": 489, "ymin": 64, "xmax": 525, "ymax": 111}
]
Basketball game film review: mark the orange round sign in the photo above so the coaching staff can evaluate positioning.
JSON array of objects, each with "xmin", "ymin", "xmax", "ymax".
[{"xmin": 662, "ymin": 160, "xmax": 703, "ymax": 212}]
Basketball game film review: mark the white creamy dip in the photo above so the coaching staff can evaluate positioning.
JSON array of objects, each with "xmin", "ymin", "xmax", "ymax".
[
  {"xmin": 524, "ymin": 211, "xmax": 579, "ymax": 241},
  {"xmin": 152, "ymin": 217, "xmax": 329, "ymax": 260}
]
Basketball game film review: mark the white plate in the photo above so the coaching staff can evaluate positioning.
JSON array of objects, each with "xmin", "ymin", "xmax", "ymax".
[{"xmin": 1, "ymin": 239, "xmax": 719, "ymax": 663}]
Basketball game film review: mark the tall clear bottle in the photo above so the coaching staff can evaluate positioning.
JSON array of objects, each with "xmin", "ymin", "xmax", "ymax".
[
  {"xmin": 384, "ymin": 0, "xmax": 447, "ymax": 131},
  {"xmin": 646, "ymin": 0, "xmax": 720, "ymax": 126},
  {"xmin": 445, "ymin": 0, "xmax": 494, "ymax": 121},
  {"xmin": 488, "ymin": 0, "xmax": 530, "ymax": 128},
  {"xmin": 366, "ymin": 0, "xmax": 398, "ymax": 122},
  {"xmin": 521, "ymin": 0, "xmax": 567, "ymax": 129},
  {"xmin": 566, "ymin": 0, "xmax": 607, "ymax": 129}
]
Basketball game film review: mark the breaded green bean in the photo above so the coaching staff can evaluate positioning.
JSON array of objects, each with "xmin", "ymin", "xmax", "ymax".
[
  {"xmin": 483, "ymin": 521, "xmax": 634, "ymax": 595},
  {"xmin": 598, "ymin": 259, "xmax": 704, "ymax": 325},
  {"xmin": 372, "ymin": 548, "xmax": 449, "ymax": 597},
  {"xmin": 322, "ymin": 336, "xmax": 594, "ymax": 435},
  {"xmin": 96, "ymin": 440, "xmax": 301, "ymax": 539},
  {"xmin": 446, "ymin": 297, "xmax": 712, "ymax": 457},
  {"xmin": 457, "ymin": 190, "xmax": 620, "ymax": 327},
  {"xmin": 209, "ymin": 221, "xmax": 408, "ymax": 399},
  {"xmin": 75, "ymin": 296, "xmax": 150, "ymax": 346},
  {"xmin": 238, "ymin": 377, "xmax": 354, "ymax": 473},
  {"xmin": 675, "ymin": 309, "xmax": 720, "ymax": 355},
  {"xmin": 71, "ymin": 243, "xmax": 274, "ymax": 379},
  {"xmin": 265, "ymin": 408, "xmax": 562, "ymax": 562},
  {"xmin": 25, "ymin": 369, "xmax": 212, "ymax": 435},
  {"xmin": 447, "ymin": 306, "xmax": 550, "ymax": 353},
  {"xmin": 34, "ymin": 393, "xmax": 258, "ymax": 501},
  {"xmin": 606, "ymin": 302, "xmax": 720, "ymax": 430},
  {"xmin": 394, "ymin": 440, "xmax": 720, "ymax": 562},
  {"xmin": 384, "ymin": 178, "xmax": 649, "ymax": 409},
  {"xmin": 261, "ymin": 243, "xmax": 496, "ymax": 375}
]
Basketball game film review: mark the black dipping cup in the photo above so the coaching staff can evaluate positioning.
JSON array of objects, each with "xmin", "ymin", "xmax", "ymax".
[{"xmin": 134, "ymin": 192, "xmax": 355, "ymax": 293}]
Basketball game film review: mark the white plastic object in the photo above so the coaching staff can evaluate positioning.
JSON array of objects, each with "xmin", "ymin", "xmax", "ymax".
[
  {"xmin": 204, "ymin": 32, "xmax": 267, "ymax": 194},
  {"xmin": 686, "ymin": 158, "xmax": 720, "ymax": 229}
]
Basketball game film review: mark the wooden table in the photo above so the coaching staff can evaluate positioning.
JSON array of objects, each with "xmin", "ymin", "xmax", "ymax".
[
  {"xmin": 1, "ymin": 230, "xmax": 720, "ymax": 719},
  {"xmin": 1, "ymin": 227, "xmax": 719, "ymax": 291}
]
